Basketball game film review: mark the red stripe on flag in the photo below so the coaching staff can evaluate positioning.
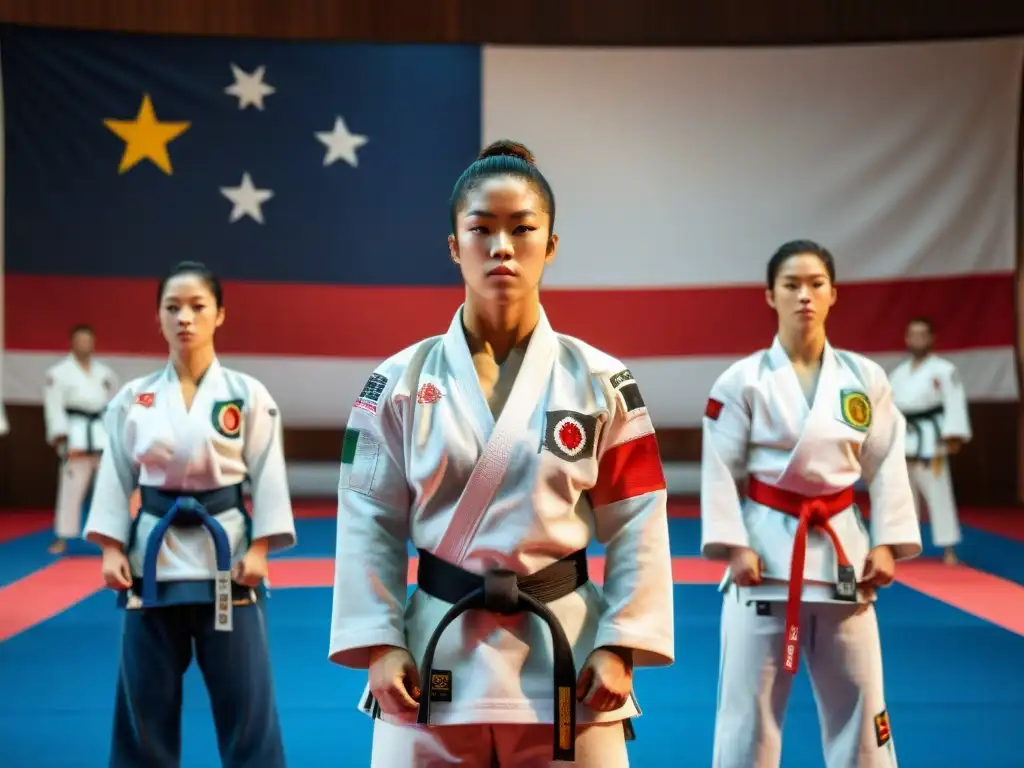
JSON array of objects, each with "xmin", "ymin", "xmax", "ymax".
[
  {"xmin": 4, "ymin": 272, "xmax": 1013, "ymax": 358},
  {"xmin": 589, "ymin": 433, "xmax": 666, "ymax": 508}
]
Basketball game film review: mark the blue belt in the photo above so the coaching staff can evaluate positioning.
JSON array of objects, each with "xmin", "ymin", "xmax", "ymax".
[{"xmin": 131, "ymin": 485, "xmax": 245, "ymax": 631}]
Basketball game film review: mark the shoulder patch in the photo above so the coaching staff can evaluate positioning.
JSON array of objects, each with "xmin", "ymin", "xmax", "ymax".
[
  {"xmin": 609, "ymin": 368, "xmax": 646, "ymax": 417},
  {"xmin": 839, "ymin": 389, "xmax": 871, "ymax": 431},
  {"xmin": 355, "ymin": 373, "xmax": 388, "ymax": 415},
  {"xmin": 873, "ymin": 709, "xmax": 891, "ymax": 747},
  {"xmin": 705, "ymin": 398, "xmax": 724, "ymax": 421},
  {"xmin": 212, "ymin": 399, "xmax": 244, "ymax": 438},
  {"xmin": 417, "ymin": 381, "xmax": 444, "ymax": 405},
  {"xmin": 135, "ymin": 392, "xmax": 155, "ymax": 408}
]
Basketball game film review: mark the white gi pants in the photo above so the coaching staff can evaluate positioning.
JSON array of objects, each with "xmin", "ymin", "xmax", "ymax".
[
  {"xmin": 909, "ymin": 460, "xmax": 961, "ymax": 548},
  {"xmin": 369, "ymin": 719, "xmax": 630, "ymax": 767},
  {"xmin": 712, "ymin": 588, "xmax": 898, "ymax": 768},
  {"xmin": 54, "ymin": 454, "xmax": 99, "ymax": 540}
]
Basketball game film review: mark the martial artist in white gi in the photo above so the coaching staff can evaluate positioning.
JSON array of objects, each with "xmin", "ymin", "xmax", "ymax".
[
  {"xmin": 889, "ymin": 317, "xmax": 971, "ymax": 565},
  {"xmin": 83, "ymin": 261, "xmax": 296, "ymax": 768},
  {"xmin": 329, "ymin": 141, "xmax": 675, "ymax": 767},
  {"xmin": 701, "ymin": 240, "xmax": 921, "ymax": 768},
  {"xmin": 42, "ymin": 324, "xmax": 118, "ymax": 553}
]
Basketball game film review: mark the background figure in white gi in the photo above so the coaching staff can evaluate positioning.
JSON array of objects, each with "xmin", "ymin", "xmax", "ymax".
[
  {"xmin": 889, "ymin": 317, "xmax": 972, "ymax": 565},
  {"xmin": 701, "ymin": 240, "xmax": 921, "ymax": 768},
  {"xmin": 329, "ymin": 141, "xmax": 675, "ymax": 767},
  {"xmin": 42, "ymin": 324, "xmax": 118, "ymax": 554},
  {"xmin": 83, "ymin": 261, "xmax": 296, "ymax": 768}
]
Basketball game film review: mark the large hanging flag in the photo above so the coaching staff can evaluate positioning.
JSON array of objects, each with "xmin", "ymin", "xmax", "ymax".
[{"xmin": 1, "ymin": 26, "xmax": 1020, "ymax": 426}]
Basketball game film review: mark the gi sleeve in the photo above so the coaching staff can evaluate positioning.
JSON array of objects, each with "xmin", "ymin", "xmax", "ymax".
[
  {"xmin": 588, "ymin": 369, "xmax": 674, "ymax": 668},
  {"xmin": 860, "ymin": 372, "xmax": 922, "ymax": 561},
  {"xmin": 83, "ymin": 385, "xmax": 138, "ymax": 547},
  {"xmin": 242, "ymin": 382, "xmax": 297, "ymax": 553},
  {"xmin": 699, "ymin": 367, "xmax": 752, "ymax": 560},
  {"xmin": 329, "ymin": 368, "xmax": 412, "ymax": 669},
  {"xmin": 938, "ymin": 365, "xmax": 972, "ymax": 443},
  {"xmin": 102, "ymin": 365, "xmax": 121, "ymax": 404},
  {"xmin": 42, "ymin": 367, "xmax": 68, "ymax": 444}
]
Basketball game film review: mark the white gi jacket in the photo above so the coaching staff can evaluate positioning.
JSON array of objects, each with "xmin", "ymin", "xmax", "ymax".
[
  {"xmin": 889, "ymin": 354, "xmax": 972, "ymax": 461},
  {"xmin": 701, "ymin": 337, "xmax": 922, "ymax": 604},
  {"xmin": 43, "ymin": 355, "xmax": 119, "ymax": 453},
  {"xmin": 329, "ymin": 306, "xmax": 675, "ymax": 727},
  {"xmin": 84, "ymin": 360, "xmax": 297, "ymax": 584}
]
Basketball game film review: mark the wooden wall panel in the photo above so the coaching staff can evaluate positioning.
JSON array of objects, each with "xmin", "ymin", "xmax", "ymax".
[
  {"xmin": 0, "ymin": 402, "xmax": 1015, "ymax": 508},
  {"xmin": 0, "ymin": 0, "xmax": 1021, "ymax": 46}
]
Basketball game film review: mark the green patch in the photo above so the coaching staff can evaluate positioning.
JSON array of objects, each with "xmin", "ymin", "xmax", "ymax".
[
  {"xmin": 839, "ymin": 389, "xmax": 871, "ymax": 431},
  {"xmin": 341, "ymin": 428, "xmax": 360, "ymax": 464},
  {"xmin": 211, "ymin": 399, "xmax": 245, "ymax": 438}
]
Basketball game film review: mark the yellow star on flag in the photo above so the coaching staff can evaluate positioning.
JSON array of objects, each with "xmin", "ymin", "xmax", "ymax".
[{"xmin": 103, "ymin": 94, "xmax": 191, "ymax": 175}]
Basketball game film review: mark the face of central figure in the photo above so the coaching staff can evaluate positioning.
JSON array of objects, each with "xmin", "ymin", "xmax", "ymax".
[{"xmin": 449, "ymin": 174, "xmax": 557, "ymax": 307}]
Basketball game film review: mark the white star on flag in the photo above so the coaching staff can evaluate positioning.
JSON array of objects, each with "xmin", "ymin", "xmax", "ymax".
[
  {"xmin": 220, "ymin": 173, "xmax": 274, "ymax": 224},
  {"xmin": 315, "ymin": 116, "xmax": 368, "ymax": 167},
  {"xmin": 224, "ymin": 64, "xmax": 276, "ymax": 110}
]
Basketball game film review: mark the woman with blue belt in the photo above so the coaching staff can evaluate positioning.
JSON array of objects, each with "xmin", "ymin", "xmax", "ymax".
[{"xmin": 84, "ymin": 260, "xmax": 297, "ymax": 767}]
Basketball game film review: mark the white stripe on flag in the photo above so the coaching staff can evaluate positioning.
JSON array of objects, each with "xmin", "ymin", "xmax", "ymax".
[
  {"xmin": 3, "ymin": 348, "xmax": 1016, "ymax": 428},
  {"xmin": 482, "ymin": 39, "xmax": 1022, "ymax": 288}
]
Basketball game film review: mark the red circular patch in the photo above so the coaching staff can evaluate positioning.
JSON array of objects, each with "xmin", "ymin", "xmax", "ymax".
[
  {"xmin": 417, "ymin": 383, "xmax": 442, "ymax": 404},
  {"xmin": 558, "ymin": 421, "xmax": 583, "ymax": 451},
  {"xmin": 220, "ymin": 406, "xmax": 241, "ymax": 432}
]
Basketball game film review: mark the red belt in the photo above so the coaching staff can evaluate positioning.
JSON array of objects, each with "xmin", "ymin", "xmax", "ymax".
[{"xmin": 746, "ymin": 477, "xmax": 856, "ymax": 674}]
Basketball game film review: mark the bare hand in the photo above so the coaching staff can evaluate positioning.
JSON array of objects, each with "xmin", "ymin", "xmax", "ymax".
[
  {"xmin": 101, "ymin": 549, "xmax": 132, "ymax": 590},
  {"xmin": 368, "ymin": 645, "xmax": 421, "ymax": 714},
  {"xmin": 945, "ymin": 437, "xmax": 963, "ymax": 455},
  {"xmin": 729, "ymin": 546, "xmax": 763, "ymax": 586},
  {"xmin": 576, "ymin": 647, "xmax": 634, "ymax": 712},
  {"xmin": 862, "ymin": 546, "xmax": 896, "ymax": 587},
  {"xmin": 232, "ymin": 549, "xmax": 268, "ymax": 587}
]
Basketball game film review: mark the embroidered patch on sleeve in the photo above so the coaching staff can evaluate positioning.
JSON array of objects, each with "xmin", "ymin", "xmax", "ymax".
[
  {"xmin": 135, "ymin": 392, "xmax": 155, "ymax": 408},
  {"xmin": 354, "ymin": 373, "xmax": 388, "ymax": 415},
  {"xmin": 873, "ymin": 709, "xmax": 891, "ymax": 747},
  {"xmin": 610, "ymin": 368, "xmax": 647, "ymax": 416},
  {"xmin": 340, "ymin": 427, "xmax": 379, "ymax": 495},
  {"xmin": 417, "ymin": 382, "xmax": 444, "ymax": 404},
  {"xmin": 705, "ymin": 398, "xmax": 724, "ymax": 420}
]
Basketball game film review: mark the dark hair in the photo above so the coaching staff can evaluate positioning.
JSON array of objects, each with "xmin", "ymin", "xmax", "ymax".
[
  {"xmin": 907, "ymin": 316, "xmax": 934, "ymax": 333},
  {"xmin": 448, "ymin": 140, "xmax": 556, "ymax": 235},
  {"xmin": 69, "ymin": 323, "xmax": 94, "ymax": 338},
  {"xmin": 767, "ymin": 239, "xmax": 836, "ymax": 288},
  {"xmin": 157, "ymin": 260, "xmax": 224, "ymax": 308}
]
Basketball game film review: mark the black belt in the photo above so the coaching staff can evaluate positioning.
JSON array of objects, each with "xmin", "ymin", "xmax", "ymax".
[
  {"xmin": 415, "ymin": 548, "xmax": 588, "ymax": 763},
  {"xmin": 902, "ymin": 405, "xmax": 944, "ymax": 461},
  {"xmin": 65, "ymin": 407, "xmax": 103, "ymax": 454},
  {"xmin": 139, "ymin": 485, "xmax": 245, "ymax": 521}
]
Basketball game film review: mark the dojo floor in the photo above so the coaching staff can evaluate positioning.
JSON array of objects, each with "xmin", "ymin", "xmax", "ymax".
[{"xmin": 1, "ymin": 501, "xmax": 1022, "ymax": 767}]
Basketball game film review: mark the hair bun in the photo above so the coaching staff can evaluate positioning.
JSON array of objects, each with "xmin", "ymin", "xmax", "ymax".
[{"xmin": 477, "ymin": 139, "xmax": 536, "ymax": 166}]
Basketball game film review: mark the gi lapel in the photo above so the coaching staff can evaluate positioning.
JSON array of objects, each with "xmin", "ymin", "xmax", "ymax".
[
  {"xmin": 167, "ymin": 359, "xmax": 221, "ymax": 486},
  {"xmin": 775, "ymin": 340, "xmax": 839, "ymax": 488},
  {"xmin": 440, "ymin": 307, "xmax": 497, "ymax": 444},
  {"xmin": 434, "ymin": 306, "xmax": 558, "ymax": 566}
]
